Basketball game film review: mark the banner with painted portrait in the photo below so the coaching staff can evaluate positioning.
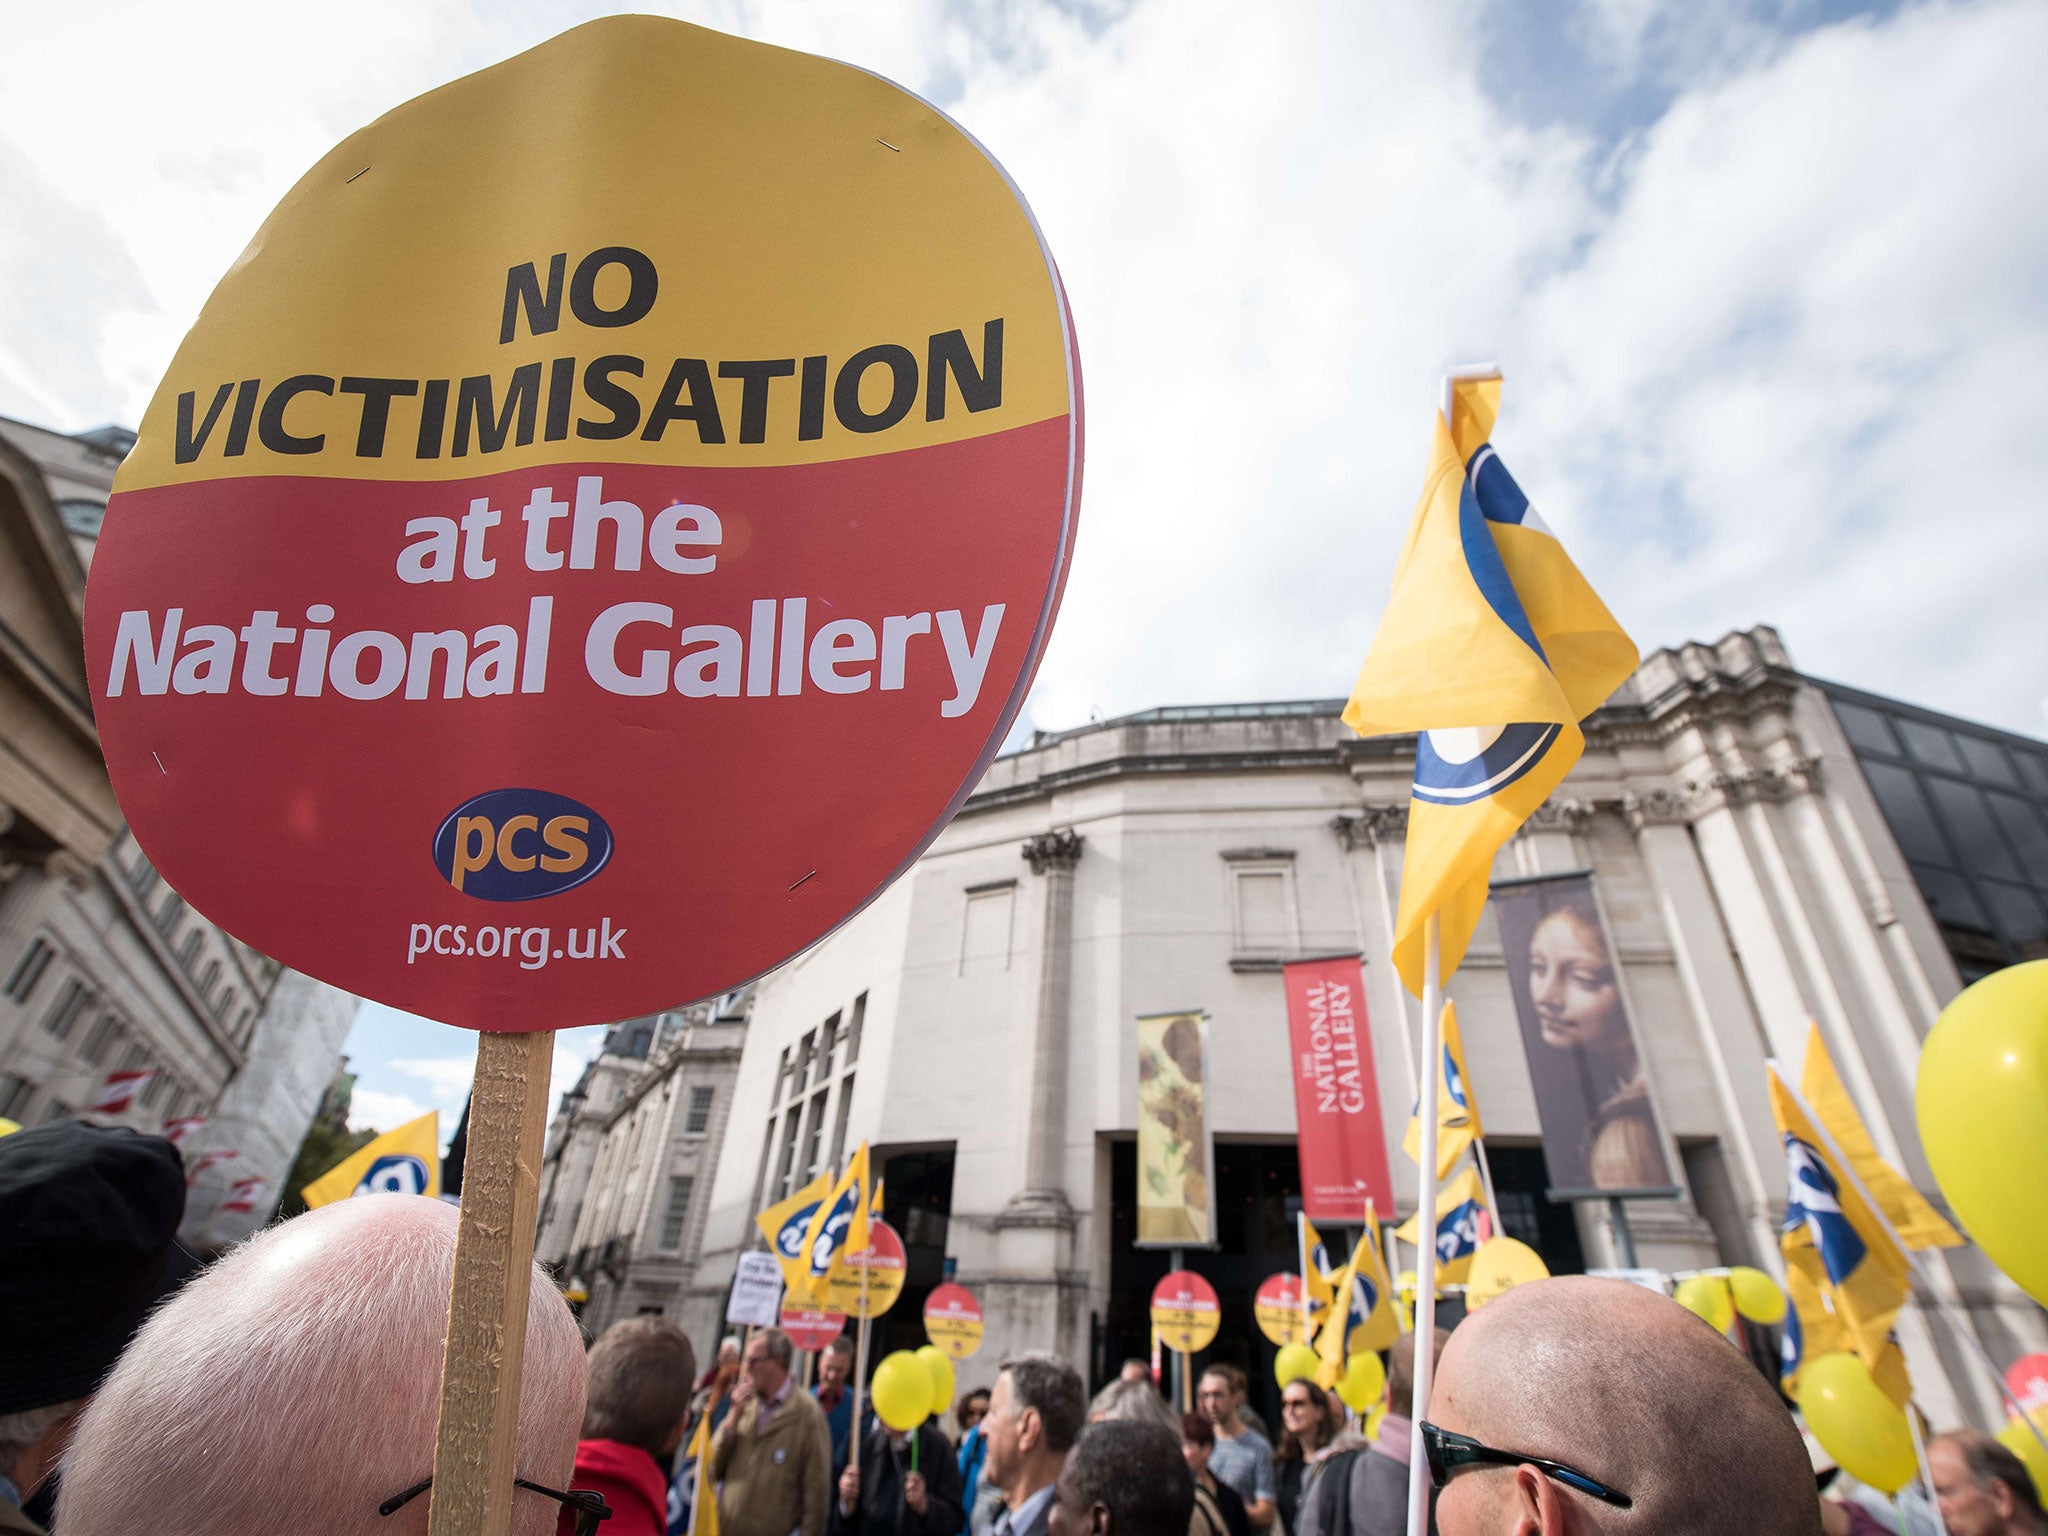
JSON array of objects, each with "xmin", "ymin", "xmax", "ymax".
[
  {"xmin": 1136, "ymin": 1010, "xmax": 1214, "ymax": 1246},
  {"xmin": 1491, "ymin": 871, "xmax": 1679, "ymax": 1199}
]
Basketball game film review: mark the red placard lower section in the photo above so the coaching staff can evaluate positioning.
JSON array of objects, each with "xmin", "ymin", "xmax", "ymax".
[
  {"xmin": 85, "ymin": 417, "xmax": 1073, "ymax": 1030},
  {"xmin": 1283, "ymin": 955, "xmax": 1395, "ymax": 1222}
]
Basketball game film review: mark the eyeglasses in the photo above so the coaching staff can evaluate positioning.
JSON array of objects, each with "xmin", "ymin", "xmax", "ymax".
[
  {"xmin": 1281, "ymin": 1397, "xmax": 1318, "ymax": 1412},
  {"xmin": 378, "ymin": 1476, "xmax": 613, "ymax": 1534},
  {"xmin": 1418, "ymin": 1422, "xmax": 1630, "ymax": 1510}
]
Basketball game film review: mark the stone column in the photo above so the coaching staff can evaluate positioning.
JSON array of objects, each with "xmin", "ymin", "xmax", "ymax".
[{"xmin": 1003, "ymin": 828, "xmax": 1083, "ymax": 1226}]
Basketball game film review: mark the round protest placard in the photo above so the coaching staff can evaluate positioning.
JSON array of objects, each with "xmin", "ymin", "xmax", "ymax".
[
  {"xmin": 1253, "ymin": 1271, "xmax": 1314, "ymax": 1346},
  {"xmin": 923, "ymin": 1282, "xmax": 985, "ymax": 1360},
  {"xmin": 1151, "ymin": 1270, "xmax": 1221, "ymax": 1354},
  {"xmin": 2009, "ymin": 1354, "xmax": 2048, "ymax": 1412},
  {"xmin": 780, "ymin": 1303, "xmax": 847, "ymax": 1353},
  {"xmin": 82, "ymin": 16, "xmax": 1082, "ymax": 1032},
  {"xmin": 1463, "ymin": 1236, "xmax": 1550, "ymax": 1311},
  {"xmin": 821, "ymin": 1219, "xmax": 906, "ymax": 1320}
]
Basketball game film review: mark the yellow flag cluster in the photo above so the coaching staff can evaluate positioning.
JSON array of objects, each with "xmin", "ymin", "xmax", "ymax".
[
  {"xmin": 1772, "ymin": 1026, "xmax": 1948, "ymax": 1402},
  {"xmin": 1314, "ymin": 1230, "xmax": 1398, "ymax": 1388},
  {"xmin": 752, "ymin": 1142, "xmax": 875, "ymax": 1305},
  {"xmin": 1342, "ymin": 374, "xmax": 1638, "ymax": 996},
  {"xmin": 1403, "ymin": 1000, "xmax": 1481, "ymax": 1178}
]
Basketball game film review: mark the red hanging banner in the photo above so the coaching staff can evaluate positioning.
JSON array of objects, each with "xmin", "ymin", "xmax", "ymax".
[{"xmin": 1282, "ymin": 954, "xmax": 1394, "ymax": 1222}]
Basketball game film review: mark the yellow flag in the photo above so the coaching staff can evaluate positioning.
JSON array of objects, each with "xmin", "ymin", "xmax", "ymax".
[
  {"xmin": 755, "ymin": 1171, "xmax": 833, "ymax": 1298},
  {"xmin": 1402, "ymin": 1000, "xmax": 1482, "ymax": 1177},
  {"xmin": 1312, "ymin": 1232, "xmax": 1397, "ymax": 1385},
  {"xmin": 300, "ymin": 1110, "xmax": 440, "ymax": 1207},
  {"xmin": 1300, "ymin": 1214, "xmax": 1335, "ymax": 1312},
  {"xmin": 1393, "ymin": 1168, "xmax": 1488, "ymax": 1285},
  {"xmin": 800, "ymin": 1143, "xmax": 871, "ymax": 1300},
  {"xmin": 1341, "ymin": 375, "xmax": 1638, "ymax": 995},
  {"xmin": 688, "ymin": 1402, "xmax": 719, "ymax": 1536},
  {"xmin": 1769, "ymin": 1069, "xmax": 1911, "ymax": 1370},
  {"xmin": 1801, "ymin": 1023, "xmax": 1961, "ymax": 1250}
]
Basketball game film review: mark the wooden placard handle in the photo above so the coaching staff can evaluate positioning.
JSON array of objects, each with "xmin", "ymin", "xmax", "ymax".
[{"xmin": 429, "ymin": 1029, "xmax": 555, "ymax": 1536}]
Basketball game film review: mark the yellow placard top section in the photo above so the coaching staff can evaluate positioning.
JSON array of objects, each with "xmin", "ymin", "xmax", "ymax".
[{"xmin": 123, "ymin": 16, "xmax": 1072, "ymax": 491}]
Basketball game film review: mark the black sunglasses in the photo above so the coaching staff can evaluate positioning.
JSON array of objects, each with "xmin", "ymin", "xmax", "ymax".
[
  {"xmin": 1419, "ymin": 1421, "xmax": 1631, "ymax": 1510},
  {"xmin": 378, "ymin": 1475, "xmax": 612, "ymax": 1534}
]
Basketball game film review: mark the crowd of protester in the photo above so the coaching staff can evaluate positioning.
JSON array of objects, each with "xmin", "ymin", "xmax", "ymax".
[{"xmin": 2, "ymin": 1119, "xmax": 2038, "ymax": 1536}]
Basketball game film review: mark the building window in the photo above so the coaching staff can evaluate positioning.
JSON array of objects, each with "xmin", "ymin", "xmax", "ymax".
[
  {"xmin": 127, "ymin": 851, "xmax": 157, "ymax": 897},
  {"xmin": 4, "ymin": 938, "xmax": 55, "ymax": 1003},
  {"xmin": 44, "ymin": 979, "xmax": 92, "ymax": 1040},
  {"xmin": 236, "ymin": 1006, "xmax": 254, "ymax": 1042},
  {"xmin": 0, "ymin": 1074, "xmax": 31, "ymax": 1119},
  {"xmin": 829, "ymin": 1074, "xmax": 856, "ymax": 1168},
  {"xmin": 801, "ymin": 1090, "xmax": 829, "ymax": 1185},
  {"xmin": 818, "ymin": 1013, "xmax": 840, "ymax": 1080},
  {"xmin": 960, "ymin": 883, "xmax": 1016, "ymax": 974},
  {"xmin": 774, "ymin": 1046, "xmax": 792, "ymax": 1106},
  {"xmin": 118, "ymin": 1042, "xmax": 147, "ymax": 1072},
  {"xmin": 197, "ymin": 959, "xmax": 222, "ymax": 1003},
  {"xmin": 178, "ymin": 931, "xmax": 201, "ymax": 971},
  {"xmin": 684, "ymin": 1086, "xmax": 715, "ymax": 1135},
  {"xmin": 81, "ymin": 1015, "xmax": 122, "ymax": 1065},
  {"xmin": 1228, "ymin": 857, "xmax": 1299, "ymax": 956},
  {"xmin": 141, "ymin": 1072, "xmax": 168, "ymax": 1109},
  {"xmin": 156, "ymin": 891, "xmax": 183, "ymax": 936},
  {"xmin": 658, "ymin": 1176, "xmax": 695, "ymax": 1252},
  {"xmin": 218, "ymin": 987, "xmax": 237, "ymax": 1022},
  {"xmin": 774, "ymin": 1109, "xmax": 802, "ymax": 1199},
  {"xmin": 845, "ymin": 993, "xmax": 866, "ymax": 1066}
]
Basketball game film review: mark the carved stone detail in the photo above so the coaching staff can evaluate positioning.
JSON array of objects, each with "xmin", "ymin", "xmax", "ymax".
[
  {"xmin": 1523, "ymin": 799, "xmax": 1594, "ymax": 834},
  {"xmin": 44, "ymin": 849, "xmax": 93, "ymax": 891},
  {"xmin": 1331, "ymin": 805, "xmax": 1407, "ymax": 850},
  {"xmin": 1684, "ymin": 753, "xmax": 1824, "ymax": 816},
  {"xmin": 1621, "ymin": 788, "xmax": 1691, "ymax": 833},
  {"xmin": 1021, "ymin": 828, "xmax": 1083, "ymax": 875}
]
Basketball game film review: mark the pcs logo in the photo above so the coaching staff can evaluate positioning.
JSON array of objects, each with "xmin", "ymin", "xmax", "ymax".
[
  {"xmin": 353, "ymin": 1153, "xmax": 431, "ymax": 1198},
  {"xmin": 431, "ymin": 788, "xmax": 614, "ymax": 901}
]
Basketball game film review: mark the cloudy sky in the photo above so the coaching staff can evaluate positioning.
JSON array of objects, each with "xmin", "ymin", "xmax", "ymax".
[{"xmin": 8, "ymin": 0, "xmax": 2044, "ymax": 1135}]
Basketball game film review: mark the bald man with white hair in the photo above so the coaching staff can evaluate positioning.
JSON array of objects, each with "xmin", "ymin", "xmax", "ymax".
[
  {"xmin": 59, "ymin": 1194, "xmax": 588, "ymax": 1536},
  {"xmin": 1424, "ymin": 1275, "xmax": 1820, "ymax": 1536}
]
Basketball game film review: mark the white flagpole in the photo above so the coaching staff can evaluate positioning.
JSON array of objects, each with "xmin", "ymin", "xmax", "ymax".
[
  {"xmin": 1406, "ymin": 914, "xmax": 1444, "ymax": 1536},
  {"xmin": 1768, "ymin": 1060, "xmax": 2048, "ymax": 1459},
  {"xmin": 1298, "ymin": 1211, "xmax": 1315, "ymax": 1347}
]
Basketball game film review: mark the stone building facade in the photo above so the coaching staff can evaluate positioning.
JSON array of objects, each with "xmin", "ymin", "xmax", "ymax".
[
  {"xmin": 674, "ymin": 625, "xmax": 2044, "ymax": 1428},
  {"xmin": 0, "ymin": 414, "xmax": 352, "ymax": 1228},
  {"xmin": 537, "ymin": 992, "xmax": 750, "ymax": 1334}
]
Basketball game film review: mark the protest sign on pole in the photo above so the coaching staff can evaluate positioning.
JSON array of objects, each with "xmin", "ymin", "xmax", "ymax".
[
  {"xmin": 1254, "ymin": 1272, "xmax": 1313, "ymax": 1347},
  {"xmin": 1283, "ymin": 955, "xmax": 1394, "ymax": 1221},
  {"xmin": 81, "ymin": 18, "xmax": 1081, "ymax": 1536},
  {"xmin": 923, "ymin": 1282, "xmax": 985, "ymax": 1360},
  {"xmin": 728, "ymin": 1251, "xmax": 786, "ymax": 1329},
  {"xmin": 780, "ymin": 1303, "xmax": 847, "ymax": 1353}
]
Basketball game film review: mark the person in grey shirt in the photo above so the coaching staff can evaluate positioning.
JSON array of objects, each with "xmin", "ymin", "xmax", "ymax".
[{"xmin": 1197, "ymin": 1367, "xmax": 1276, "ymax": 1531}]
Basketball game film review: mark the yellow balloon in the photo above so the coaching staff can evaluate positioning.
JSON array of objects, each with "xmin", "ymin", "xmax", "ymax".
[
  {"xmin": 1918, "ymin": 960, "xmax": 2048, "ymax": 1308},
  {"xmin": 1673, "ymin": 1275, "xmax": 1734, "ymax": 1334},
  {"xmin": 1274, "ymin": 1342, "xmax": 1319, "ymax": 1388},
  {"xmin": 1798, "ymin": 1353, "xmax": 1916, "ymax": 1494},
  {"xmin": 917, "ymin": 1344, "xmax": 956, "ymax": 1417},
  {"xmin": 1728, "ymin": 1267, "xmax": 1787, "ymax": 1325},
  {"xmin": 1337, "ymin": 1351, "xmax": 1385, "ymax": 1413},
  {"xmin": 1998, "ymin": 1414, "xmax": 2048, "ymax": 1494},
  {"xmin": 871, "ymin": 1350, "xmax": 933, "ymax": 1432}
]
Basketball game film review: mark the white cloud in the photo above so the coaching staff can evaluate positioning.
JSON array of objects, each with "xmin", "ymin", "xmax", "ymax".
[
  {"xmin": 348, "ymin": 1087, "xmax": 432, "ymax": 1133},
  {"xmin": 2, "ymin": 0, "xmax": 2041, "ymax": 738},
  {"xmin": 390, "ymin": 1055, "xmax": 477, "ymax": 1107}
]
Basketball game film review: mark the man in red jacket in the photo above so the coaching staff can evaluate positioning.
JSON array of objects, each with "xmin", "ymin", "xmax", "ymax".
[{"xmin": 565, "ymin": 1317, "xmax": 698, "ymax": 1536}]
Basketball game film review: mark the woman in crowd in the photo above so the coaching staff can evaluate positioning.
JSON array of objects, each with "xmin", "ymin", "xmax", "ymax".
[
  {"xmin": 1180, "ymin": 1413, "xmax": 1251, "ymax": 1536},
  {"xmin": 1272, "ymin": 1378, "xmax": 1337, "ymax": 1534},
  {"xmin": 956, "ymin": 1386, "xmax": 993, "ymax": 1536}
]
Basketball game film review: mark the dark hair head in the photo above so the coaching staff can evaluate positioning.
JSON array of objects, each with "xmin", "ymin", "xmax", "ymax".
[
  {"xmin": 582, "ymin": 1317, "xmax": 696, "ymax": 1454},
  {"xmin": 1936, "ymin": 1430, "xmax": 2045, "ymax": 1523},
  {"xmin": 827, "ymin": 1335, "xmax": 855, "ymax": 1359},
  {"xmin": 1385, "ymin": 1329, "xmax": 1449, "ymax": 1413},
  {"xmin": 1065, "ymin": 1420, "xmax": 1195, "ymax": 1536},
  {"xmin": 1180, "ymin": 1412, "xmax": 1213, "ymax": 1448},
  {"xmin": 957, "ymin": 1387, "xmax": 991, "ymax": 1432},
  {"xmin": 755, "ymin": 1328, "xmax": 794, "ymax": 1368},
  {"xmin": 999, "ymin": 1352, "xmax": 1087, "ymax": 1454}
]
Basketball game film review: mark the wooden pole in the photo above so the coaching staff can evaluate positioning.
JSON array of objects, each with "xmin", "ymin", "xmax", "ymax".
[{"xmin": 429, "ymin": 1029, "xmax": 555, "ymax": 1536}]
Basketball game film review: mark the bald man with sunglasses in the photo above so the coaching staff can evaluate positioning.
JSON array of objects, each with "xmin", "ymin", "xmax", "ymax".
[{"xmin": 1422, "ymin": 1276, "xmax": 1820, "ymax": 1536}]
